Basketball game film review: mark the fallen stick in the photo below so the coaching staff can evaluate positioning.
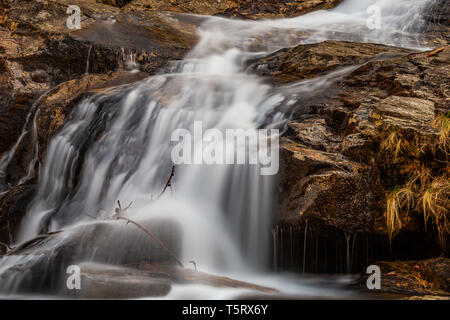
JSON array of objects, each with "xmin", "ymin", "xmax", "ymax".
[
  {"xmin": 427, "ymin": 47, "xmax": 445, "ymax": 57},
  {"xmin": 116, "ymin": 216, "xmax": 184, "ymax": 268}
]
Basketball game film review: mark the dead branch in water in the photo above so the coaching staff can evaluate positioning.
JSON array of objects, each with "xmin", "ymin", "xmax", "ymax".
[
  {"xmin": 81, "ymin": 167, "xmax": 180, "ymax": 267},
  {"xmin": 116, "ymin": 216, "xmax": 184, "ymax": 268},
  {"xmin": 157, "ymin": 165, "xmax": 175, "ymax": 199},
  {"xmin": 113, "ymin": 200, "xmax": 133, "ymax": 218}
]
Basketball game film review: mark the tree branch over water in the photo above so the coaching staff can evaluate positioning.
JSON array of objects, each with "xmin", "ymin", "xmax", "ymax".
[{"xmin": 115, "ymin": 216, "xmax": 184, "ymax": 268}]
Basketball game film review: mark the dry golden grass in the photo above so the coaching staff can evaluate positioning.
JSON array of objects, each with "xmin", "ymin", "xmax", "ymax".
[
  {"xmin": 385, "ymin": 184, "xmax": 415, "ymax": 241},
  {"xmin": 381, "ymin": 127, "xmax": 411, "ymax": 160},
  {"xmin": 418, "ymin": 166, "xmax": 432, "ymax": 189},
  {"xmin": 432, "ymin": 113, "xmax": 450, "ymax": 154},
  {"xmin": 381, "ymin": 115, "xmax": 449, "ymax": 250},
  {"xmin": 386, "ymin": 167, "xmax": 448, "ymax": 250},
  {"xmin": 418, "ymin": 175, "xmax": 450, "ymax": 249}
]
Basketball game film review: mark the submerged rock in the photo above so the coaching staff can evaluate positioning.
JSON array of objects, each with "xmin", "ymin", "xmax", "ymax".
[
  {"xmin": 0, "ymin": 218, "xmax": 182, "ymax": 295},
  {"xmin": 65, "ymin": 262, "xmax": 277, "ymax": 298},
  {"xmin": 75, "ymin": 263, "xmax": 172, "ymax": 299}
]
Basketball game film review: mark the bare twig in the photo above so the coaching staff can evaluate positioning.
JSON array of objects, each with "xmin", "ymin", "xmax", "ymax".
[
  {"xmin": 116, "ymin": 216, "xmax": 184, "ymax": 268},
  {"xmin": 158, "ymin": 166, "xmax": 175, "ymax": 199},
  {"xmin": 113, "ymin": 200, "xmax": 133, "ymax": 218},
  {"xmin": 123, "ymin": 201, "xmax": 133, "ymax": 211}
]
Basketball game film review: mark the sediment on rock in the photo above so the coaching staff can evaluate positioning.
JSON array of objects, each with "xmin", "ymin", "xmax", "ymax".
[{"xmin": 123, "ymin": 0, "xmax": 342, "ymax": 20}]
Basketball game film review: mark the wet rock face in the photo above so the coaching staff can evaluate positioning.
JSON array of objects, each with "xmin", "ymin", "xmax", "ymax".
[
  {"xmin": 252, "ymin": 41, "xmax": 413, "ymax": 234},
  {"xmin": 0, "ymin": 0, "xmax": 197, "ymax": 149},
  {"xmin": 0, "ymin": 184, "xmax": 35, "ymax": 245},
  {"xmin": 2, "ymin": 0, "xmax": 120, "ymax": 34},
  {"xmin": 256, "ymin": 41, "xmax": 449, "ymax": 258},
  {"xmin": 0, "ymin": 0, "xmax": 198, "ymax": 187},
  {"xmin": 124, "ymin": 0, "xmax": 342, "ymax": 19},
  {"xmin": 279, "ymin": 139, "xmax": 378, "ymax": 234},
  {"xmin": 0, "ymin": 31, "xmax": 125, "ymax": 155},
  {"xmin": 423, "ymin": 0, "xmax": 450, "ymax": 46},
  {"xmin": 32, "ymin": 71, "xmax": 149, "ymax": 164},
  {"xmin": 247, "ymin": 41, "xmax": 412, "ymax": 84}
]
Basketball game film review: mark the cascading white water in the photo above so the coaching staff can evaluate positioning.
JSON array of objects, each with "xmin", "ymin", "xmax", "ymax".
[{"xmin": 1, "ymin": 0, "xmax": 436, "ymax": 297}]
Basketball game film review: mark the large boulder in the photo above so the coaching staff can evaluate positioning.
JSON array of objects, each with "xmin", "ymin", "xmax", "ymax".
[{"xmin": 0, "ymin": 218, "xmax": 182, "ymax": 294}]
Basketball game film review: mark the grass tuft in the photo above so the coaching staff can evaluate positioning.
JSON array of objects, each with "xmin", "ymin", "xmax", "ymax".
[
  {"xmin": 381, "ymin": 126, "xmax": 410, "ymax": 160},
  {"xmin": 418, "ymin": 175, "xmax": 450, "ymax": 249},
  {"xmin": 385, "ymin": 183, "xmax": 415, "ymax": 241},
  {"xmin": 432, "ymin": 112, "xmax": 450, "ymax": 154}
]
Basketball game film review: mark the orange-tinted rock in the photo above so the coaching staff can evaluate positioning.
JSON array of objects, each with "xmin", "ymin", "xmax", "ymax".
[{"xmin": 124, "ymin": 0, "xmax": 342, "ymax": 20}]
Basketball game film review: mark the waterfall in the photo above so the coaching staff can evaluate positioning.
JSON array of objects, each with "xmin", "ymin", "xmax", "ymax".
[
  {"xmin": 85, "ymin": 45, "xmax": 92, "ymax": 75},
  {"xmin": 17, "ymin": 45, "xmax": 283, "ymax": 274},
  {"xmin": 0, "ymin": 0, "xmax": 435, "ymax": 297}
]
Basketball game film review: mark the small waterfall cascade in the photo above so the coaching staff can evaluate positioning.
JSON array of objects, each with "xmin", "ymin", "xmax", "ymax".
[{"xmin": 0, "ymin": 0, "xmax": 435, "ymax": 297}]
